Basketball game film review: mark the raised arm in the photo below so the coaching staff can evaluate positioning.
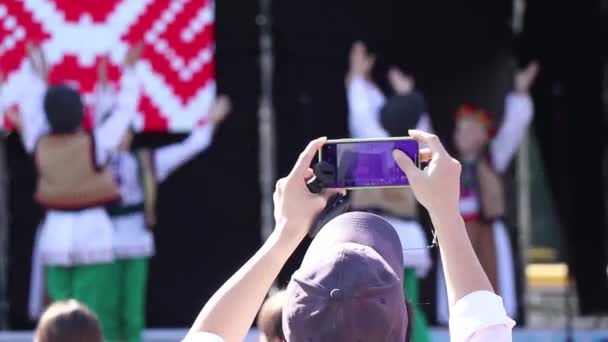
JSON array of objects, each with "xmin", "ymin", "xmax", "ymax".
[
  {"xmin": 93, "ymin": 44, "xmax": 143, "ymax": 166},
  {"xmin": 16, "ymin": 45, "xmax": 50, "ymax": 153},
  {"xmin": 394, "ymin": 130, "xmax": 514, "ymax": 341},
  {"xmin": 386, "ymin": 67, "xmax": 435, "ymax": 134},
  {"xmin": 490, "ymin": 62, "xmax": 539, "ymax": 173},
  {"xmin": 346, "ymin": 41, "xmax": 388, "ymax": 138},
  {"xmin": 347, "ymin": 76, "xmax": 388, "ymax": 138},
  {"xmin": 184, "ymin": 138, "xmax": 344, "ymax": 342},
  {"xmin": 154, "ymin": 95, "xmax": 231, "ymax": 182},
  {"xmin": 91, "ymin": 58, "xmax": 118, "ymax": 126}
]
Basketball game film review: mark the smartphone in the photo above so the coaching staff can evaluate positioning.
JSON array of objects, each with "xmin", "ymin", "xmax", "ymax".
[{"xmin": 318, "ymin": 137, "xmax": 419, "ymax": 189}]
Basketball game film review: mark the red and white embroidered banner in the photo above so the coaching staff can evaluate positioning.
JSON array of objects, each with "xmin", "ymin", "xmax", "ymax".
[{"xmin": 0, "ymin": 0, "xmax": 215, "ymax": 132}]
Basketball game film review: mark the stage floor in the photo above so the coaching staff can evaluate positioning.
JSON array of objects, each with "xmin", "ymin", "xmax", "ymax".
[{"xmin": 2, "ymin": 328, "xmax": 608, "ymax": 341}]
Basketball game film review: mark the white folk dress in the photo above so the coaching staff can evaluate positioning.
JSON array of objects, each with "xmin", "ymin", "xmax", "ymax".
[
  {"xmin": 24, "ymin": 67, "xmax": 140, "ymax": 318},
  {"xmin": 93, "ymin": 81, "xmax": 217, "ymax": 260},
  {"xmin": 20, "ymin": 68, "xmax": 140, "ymax": 266}
]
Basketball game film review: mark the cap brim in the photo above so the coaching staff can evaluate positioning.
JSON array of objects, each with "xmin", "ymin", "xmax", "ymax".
[{"xmin": 302, "ymin": 211, "xmax": 405, "ymax": 281}]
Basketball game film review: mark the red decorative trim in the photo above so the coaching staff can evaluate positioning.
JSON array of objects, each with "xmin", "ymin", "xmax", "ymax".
[
  {"xmin": 462, "ymin": 213, "xmax": 481, "ymax": 223},
  {"xmin": 36, "ymin": 193, "xmax": 120, "ymax": 211}
]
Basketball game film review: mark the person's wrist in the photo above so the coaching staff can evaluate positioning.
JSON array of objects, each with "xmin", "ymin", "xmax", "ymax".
[
  {"xmin": 273, "ymin": 218, "xmax": 308, "ymax": 248},
  {"xmin": 263, "ymin": 227, "xmax": 303, "ymax": 265},
  {"xmin": 348, "ymin": 70, "xmax": 366, "ymax": 80},
  {"xmin": 427, "ymin": 203, "xmax": 461, "ymax": 223}
]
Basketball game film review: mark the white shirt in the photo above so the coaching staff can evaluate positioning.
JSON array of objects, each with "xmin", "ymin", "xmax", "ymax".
[
  {"xmin": 449, "ymin": 291, "xmax": 515, "ymax": 341},
  {"xmin": 490, "ymin": 94, "xmax": 534, "ymax": 174},
  {"xmin": 109, "ymin": 127, "xmax": 215, "ymax": 259},
  {"xmin": 19, "ymin": 67, "xmax": 141, "ymax": 266},
  {"xmin": 182, "ymin": 291, "xmax": 515, "ymax": 342},
  {"xmin": 95, "ymin": 79, "xmax": 215, "ymax": 258}
]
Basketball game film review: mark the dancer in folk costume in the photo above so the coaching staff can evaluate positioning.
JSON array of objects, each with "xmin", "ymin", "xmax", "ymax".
[
  {"xmin": 93, "ymin": 59, "xmax": 231, "ymax": 342},
  {"xmin": 16, "ymin": 43, "xmax": 142, "ymax": 341},
  {"xmin": 345, "ymin": 41, "xmax": 432, "ymax": 342},
  {"xmin": 435, "ymin": 61, "xmax": 539, "ymax": 323}
]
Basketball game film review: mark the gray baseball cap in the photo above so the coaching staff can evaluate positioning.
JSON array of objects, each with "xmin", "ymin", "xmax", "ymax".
[{"xmin": 283, "ymin": 211, "xmax": 408, "ymax": 342}]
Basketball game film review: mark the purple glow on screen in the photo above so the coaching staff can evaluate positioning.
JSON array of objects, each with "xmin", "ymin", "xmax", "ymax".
[{"xmin": 321, "ymin": 139, "xmax": 418, "ymax": 188}]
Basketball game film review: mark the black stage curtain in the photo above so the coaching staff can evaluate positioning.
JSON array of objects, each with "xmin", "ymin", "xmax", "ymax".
[
  {"xmin": 146, "ymin": 0, "xmax": 261, "ymax": 326},
  {"xmin": 6, "ymin": 0, "xmax": 261, "ymax": 328},
  {"xmin": 518, "ymin": 0, "xmax": 608, "ymax": 315},
  {"xmin": 272, "ymin": 0, "xmax": 523, "ymax": 324},
  {"xmin": 5, "ymin": 134, "xmax": 42, "ymax": 330}
]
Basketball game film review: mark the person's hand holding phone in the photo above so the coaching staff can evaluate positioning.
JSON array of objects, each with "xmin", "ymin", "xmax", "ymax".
[
  {"xmin": 273, "ymin": 137, "xmax": 346, "ymax": 243},
  {"xmin": 393, "ymin": 130, "xmax": 461, "ymax": 217}
]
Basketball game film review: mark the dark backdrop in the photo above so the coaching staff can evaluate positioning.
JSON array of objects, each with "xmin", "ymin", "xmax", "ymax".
[
  {"xmin": 272, "ymin": 0, "xmax": 519, "ymax": 323},
  {"xmin": 517, "ymin": 0, "xmax": 608, "ymax": 315}
]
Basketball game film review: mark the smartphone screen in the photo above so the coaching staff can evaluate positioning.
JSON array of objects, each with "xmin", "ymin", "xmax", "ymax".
[{"xmin": 318, "ymin": 138, "xmax": 419, "ymax": 188}]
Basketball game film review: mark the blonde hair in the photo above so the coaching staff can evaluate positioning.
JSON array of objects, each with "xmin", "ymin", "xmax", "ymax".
[
  {"xmin": 34, "ymin": 300, "xmax": 102, "ymax": 342},
  {"xmin": 257, "ymin": 290, "xmax": 286, "ymax": 341}
]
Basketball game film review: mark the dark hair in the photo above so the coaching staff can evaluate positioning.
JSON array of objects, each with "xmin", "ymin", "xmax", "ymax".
[
  {"xmin": 34, "ymin": 300, "xmax": 103, "ymax": 342},
  {"xmin": 379, "ymin": 91, "xmax": 427, "ymax": 137},
  {"xmin": 257, "ymin": 290, "xmax": 286, "ymax": 341},
  {"xmin": 44, "ymin": 84, "xmax": 84, "ymax": 133}
]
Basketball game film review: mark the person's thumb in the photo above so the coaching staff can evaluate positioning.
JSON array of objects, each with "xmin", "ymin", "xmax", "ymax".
[{"xmin": 393, "ymin": 149, "xmax": 421, "ymax": 183}]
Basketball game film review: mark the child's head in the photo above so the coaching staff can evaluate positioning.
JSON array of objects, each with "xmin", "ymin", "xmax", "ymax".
[
  {"xmin": 257, "ymin": 290, "xmax": 286, "ymax": 342},
  {"xmin": 34, "ymin": 300, "xmax": 102, "ymax": 342},
  {"xmin": 44, "ymin": 84, "xmax": 84, "ymax": 134},
  {"xmin": 387, "ymin": 67, "xmax": 413, "ymax": 95},
  {"xmin": 453, "ymin": 104, "xmax": 493, "ymax": 158},
  {"xmin": 379, "ymin": 91, "xmax": 427, "ymax": 137}
]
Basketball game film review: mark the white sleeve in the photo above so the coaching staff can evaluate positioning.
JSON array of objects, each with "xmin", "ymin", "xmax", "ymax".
[
  {"xmin": 17, "ymin": 72, "xmax": 49, "ymax": 153},
  {"xmin": 490, "ymin": 94, "xmax": 534, "ymax": 174},
  {"xmin": 93, "ymin": 69, "xmax": 140, "ymax": 166},
  {"xmin": 415, "ymin": 112, "xmax": 434, "ymax": 133},
  {"xmin": 0, "ymin": 84, "xmax": 5, "ymax": 120},
  {"xmin": 0, "ymin": 85, "xmax": 6, "ymax": 131},
  {"xmin": 347, "ymin": 76, "xmax": 389, "ymax": 138},
  {"xmin": 449, "ymin": 291, "xmax": 515, "ymax": 342},
  {"xmin": 91, "ymin": 83, "xmax": 118, "ymax": 125},
  {"xmin": 154, "ymin": 125, "xmax": 215, "ymax": 182},
  {"xmin": 182, "ymin": 332, "xmax": 224, "ymax": 342}
]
